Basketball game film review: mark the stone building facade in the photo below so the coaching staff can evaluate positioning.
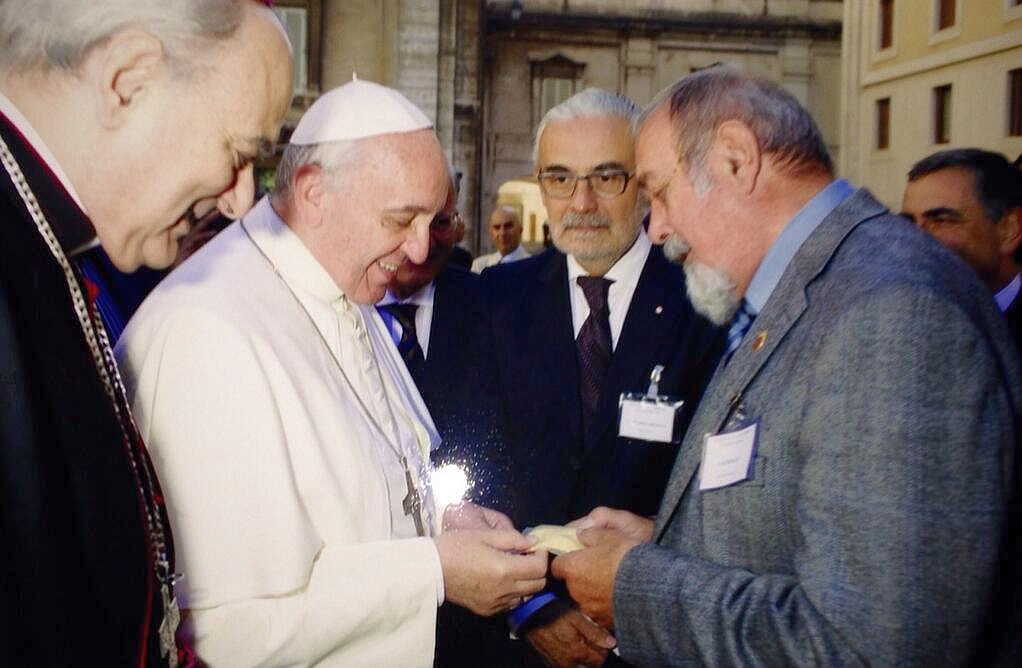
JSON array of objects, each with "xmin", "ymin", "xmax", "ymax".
[{"xmin": 268, "ymin": 1, "xmax": 842, "ymax": 255}]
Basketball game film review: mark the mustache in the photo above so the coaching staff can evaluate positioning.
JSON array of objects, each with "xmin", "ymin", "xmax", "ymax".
[{"xmin": 561, "ymin": 211, "xmax": 611, "ymax": 229}]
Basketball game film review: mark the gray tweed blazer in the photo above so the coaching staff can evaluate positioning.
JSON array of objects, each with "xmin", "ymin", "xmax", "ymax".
[{"xmin": 613, "ymin": 189, "xmax": 1021, "ymax": 667}]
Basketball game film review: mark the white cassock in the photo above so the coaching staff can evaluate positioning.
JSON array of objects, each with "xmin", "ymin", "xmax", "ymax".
[{"xmin": 115, "ymin": 196, "xmax": 445, "ymax": 668}]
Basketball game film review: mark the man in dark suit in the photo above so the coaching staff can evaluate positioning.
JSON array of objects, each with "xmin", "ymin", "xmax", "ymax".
[
  {"xmin": 0, "ymin": 2, "xmax": 292, "ymax": 666},
  {"xmin": 553, "ymin": 65, "xmax": 1020, "ymax": 666},
  {"xmin": 482, "ymin": 88, "xmax": 722, "ymax": 667},
  {"xmin": 901, "ymin": 148, "xmax": 1022, "ymax": 350},
  {"xmin": 378, "ymin": 183, "xmax": 509, "ymax": 510},
  {"xmin": 378, "ymin": 177, "xmax": 513, "ymax": 666}
]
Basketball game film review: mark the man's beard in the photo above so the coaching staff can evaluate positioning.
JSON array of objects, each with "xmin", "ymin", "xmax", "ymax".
[{"xmin": 663, "ymin": 234, "xmax": 740, "ymax": 326}]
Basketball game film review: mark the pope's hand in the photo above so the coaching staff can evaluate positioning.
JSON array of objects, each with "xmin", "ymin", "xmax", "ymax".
[
  {"xmin": 443, "ymin": 501, "xmax": 514, "ymax": 531},
  {"xmin": 566, "ymin": 506, "xmax": 654, "ymax": 543},
  {"xmin": 435, "ymin": 530, "xmax": 548, "ymax": 616},
  {"xmin": 550, "ymin": 526, "xmax": 643, "ymax": 629}
]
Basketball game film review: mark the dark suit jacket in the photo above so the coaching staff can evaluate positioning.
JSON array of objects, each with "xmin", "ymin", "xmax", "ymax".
[
  {"xmin": 482, "ymin": 244, "xmax": 723, "ymax": 529},
  {"xmin": 615, "ymin": 190, "xmax": 1022, "ymax": 666},
  {"xmin": 447, "ymin": 245, "xmax": 473, "ymax": 271},
  {"xmin": 417, "ymin": 264, "xmax": 510, "ymax": 510},
  {"xmin": 405, "ymin": 266, "xmax": 514, "ymax": 667},
  {"xmin": 0, "ymin": 114, "xmax": 171, "ymax": 666}
]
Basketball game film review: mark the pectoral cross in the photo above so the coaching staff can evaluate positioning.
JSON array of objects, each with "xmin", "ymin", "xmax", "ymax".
[
  {"xmin": 158, "ymin": 582, "xmax": 181, "ymax": 668},
  {"xmin": 401, "ymin": 457, "xmax": 427, "ymax": 536}
]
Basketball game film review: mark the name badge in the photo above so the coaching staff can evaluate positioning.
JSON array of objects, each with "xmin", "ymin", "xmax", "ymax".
[
  {"xmin": 699, "ymin": 419, "xmax": 759, "ymax": 491},
  {"xmin": 618, "ymin": 364, "xmax": 684, "ymax": 444}
]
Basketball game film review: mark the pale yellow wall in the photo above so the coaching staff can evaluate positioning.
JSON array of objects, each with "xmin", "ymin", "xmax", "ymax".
[
  {"xmin": 842, "ymin": 0, "xmax": 1022, "ymax": 209},
  {"xmin": 858, "ymin": 50, "xmax": 1022, "ymax": 208},
  {"xmin": 874, "ymin": 0, "xmax": 1022, "ymax": 69}
]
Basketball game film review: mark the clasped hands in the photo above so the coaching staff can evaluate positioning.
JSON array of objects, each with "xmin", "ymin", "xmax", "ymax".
[
  {"xmin": 436, "ymin": 502, "xmax": 652, "ymax": 668},
  {"xmin": 519, "ymin": 507, "xmax": 651, "ymax": 668}
]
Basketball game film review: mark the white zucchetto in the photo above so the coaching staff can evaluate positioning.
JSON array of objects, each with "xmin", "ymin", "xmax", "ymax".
[{"xmin": 289, "ymin": 76, "xmax": 433, "ymax": 145}]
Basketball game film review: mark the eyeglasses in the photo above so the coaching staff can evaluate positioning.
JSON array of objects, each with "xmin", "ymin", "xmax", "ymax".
[{"xmin": 537, "ymin": 168, "xmax": 634, "ymax": 199}]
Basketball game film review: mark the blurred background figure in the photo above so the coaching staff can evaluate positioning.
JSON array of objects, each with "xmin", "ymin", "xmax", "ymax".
[
  {"xmin": 472, "ymin": 204, "xmax": 530, "ymax": 272},
  {"xmin": 447, "ymin": 210, "xmax": 473, "ymax": 269},
  {"xmin": 446, "ymin": 167, "xmax": 474, "ymax": 269}
]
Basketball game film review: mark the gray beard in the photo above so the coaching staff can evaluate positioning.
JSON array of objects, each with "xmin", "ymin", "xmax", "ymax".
[
  {"xmin": 663, "ymin": 234, "xmax": 740, "ymax": 326},
  {"xmin": 684, "ymin": 262, "xmax": 740, "ymax": 326}
]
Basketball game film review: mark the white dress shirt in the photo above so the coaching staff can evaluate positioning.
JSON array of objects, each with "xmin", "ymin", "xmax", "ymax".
[{"xmin": 470, "ymin": 245, "xmax": 531, "ymax": 273}]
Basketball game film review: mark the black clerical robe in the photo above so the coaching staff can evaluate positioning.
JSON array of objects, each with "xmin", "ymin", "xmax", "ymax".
[{"xmin": 0, "ymin": 111, "xmax": 175, "ymax": 667}]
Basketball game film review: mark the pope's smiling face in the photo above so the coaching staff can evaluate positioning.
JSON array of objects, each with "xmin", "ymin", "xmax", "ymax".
[
  {"xmin": 391, "ymin": 184, "xmax": 458, "ymax": 299},
  {"xmin": 318, "ymin": 129, "xmax": 449, "ymax": 304}
]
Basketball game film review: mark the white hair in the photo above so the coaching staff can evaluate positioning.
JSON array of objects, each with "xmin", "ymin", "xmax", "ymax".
[
  {"xmin": 643, "ymin": 64, "xmax": 833, "ymax": 182},
  {"xmin": 532, "ymin": 88, "xmax": 639, "ymax": 166},
  {"xmin": 272, "ymin": 139, "xmax": 366, "ymax": 201},
  {"xmin": 492, "ymin": 204, "xmax": 520, "ymax": 223},
  {"xmin": 0, "ymin": 0, "xmax": 246, "ymax": 73}
]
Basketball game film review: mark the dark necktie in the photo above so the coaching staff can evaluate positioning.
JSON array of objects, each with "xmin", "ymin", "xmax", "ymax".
[
  {"xmin": 380, "ymin": 303, "xmax": 425, "ymax": 379},
  {"xmin": 576, "ymin": 276, "xmax": 614, "ymax": 441}
]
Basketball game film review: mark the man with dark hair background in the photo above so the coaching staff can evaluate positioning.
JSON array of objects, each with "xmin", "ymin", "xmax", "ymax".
[{"xmin": 902, "ymin": 148, "xmax": 1022, "ymax": 348}]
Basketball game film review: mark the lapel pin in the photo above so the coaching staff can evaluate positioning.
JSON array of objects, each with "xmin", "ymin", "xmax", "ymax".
[
  {"xmin": 654, "ymin": 305, "xmax": 664, "ymax": 315},
  {"xmin": 752, "ymin": 330, "xmax": 767, "ymax": 351}
]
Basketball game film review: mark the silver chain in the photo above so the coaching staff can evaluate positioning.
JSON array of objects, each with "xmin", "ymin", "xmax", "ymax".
[{"xmin": 0, "ymin": 133, "xmax": 174, "ymax": 633}]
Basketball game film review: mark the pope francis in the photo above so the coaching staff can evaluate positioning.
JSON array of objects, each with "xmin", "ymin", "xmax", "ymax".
[{"xmin": 115, "ymin": 80, "xmax": 548, "ymax": 667}]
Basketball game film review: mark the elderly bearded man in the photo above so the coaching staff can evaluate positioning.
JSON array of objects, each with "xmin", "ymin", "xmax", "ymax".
[
  {"xmin": 552, "ymin": 65, "xmax": 1022, "ymax": 667},
  {"xmin": 116, "ymin": 81, "xmax": 548, "ymax": 667},
  {"xmin": 0, "ymin": 1, "xmax": 293, "ymax": 666}
]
